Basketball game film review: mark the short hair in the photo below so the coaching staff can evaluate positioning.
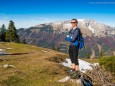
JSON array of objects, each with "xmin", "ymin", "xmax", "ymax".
[{"xmin": 71, "ymin": 19, "xmax": 78, "ymax": 24}]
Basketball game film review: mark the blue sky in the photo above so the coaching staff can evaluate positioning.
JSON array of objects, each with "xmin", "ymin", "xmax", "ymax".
[{"xmin": 0, "ymin": 0, "xmax": 115, "ymax": 28}]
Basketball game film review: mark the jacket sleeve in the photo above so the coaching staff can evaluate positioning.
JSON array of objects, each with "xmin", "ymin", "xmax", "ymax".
[
  {"xmin": 70, "ymin": 29, "xmax": 79, "ymax": 42},
  {"xmin": 65, "ymin": 29, "xmax": 72, "ymax": 42}
]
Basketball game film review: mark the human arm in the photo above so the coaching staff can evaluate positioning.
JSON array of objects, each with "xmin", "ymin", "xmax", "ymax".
[
  {"xmin": 70, "ymin": 29, "xmax": 79, "ymax": 42},
  {"xmin": 65, "ymin": 29, "xmax": 72, "ymax": 42}
]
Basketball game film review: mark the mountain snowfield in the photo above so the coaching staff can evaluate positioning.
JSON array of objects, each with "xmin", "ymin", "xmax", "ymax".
[
  {"xmin": 61, "ymin": 58, "xmax": 94, "ymax": 73},
  {"xmin": 58, "ymin": 58, "xmax": 99, "ymax": 82}
]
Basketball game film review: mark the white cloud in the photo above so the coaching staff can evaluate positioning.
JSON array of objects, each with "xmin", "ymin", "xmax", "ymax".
[
  {"xmin": 0, "ymin": 14, "xmax": 62, "ymax": 29},
  {"xmin": 0, "ymin": 14, "xmax": 115, "ymax": 29}
]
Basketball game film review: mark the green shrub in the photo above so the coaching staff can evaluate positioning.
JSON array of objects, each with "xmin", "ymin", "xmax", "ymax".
[{"xmin": 99, "ymin": 56, "xmax": 115, "ymax": 75}]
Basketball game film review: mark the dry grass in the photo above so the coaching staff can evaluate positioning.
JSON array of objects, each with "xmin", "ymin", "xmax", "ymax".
[
  {"xmin": 0, "ymin": 42, "xmax": 80, "ymax": 86},
  {"xmin": 81, "ymin": 58, "xmax": 99, "ymax": 64}
]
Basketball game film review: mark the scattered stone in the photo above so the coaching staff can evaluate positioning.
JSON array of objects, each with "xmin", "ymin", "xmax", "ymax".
[
  {"xmin": 0, "ymin": 49, "xmax": 5, "ymax": 52},
  {"xmin": 41, "ymin": 50, "xmax": 49, "ymax": 53},
  {"xmin": 93, "ymin": 63, "xmax": 99, "ymax": 66},
  {"xmin": 3, "ymin": 64, "xmax": 16, "ymax": 68}
]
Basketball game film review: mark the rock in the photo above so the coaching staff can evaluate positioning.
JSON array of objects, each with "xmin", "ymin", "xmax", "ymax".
[
  {"xmin": 41, "ymin": 50, "xmax": 49, "ymax": 53},
  {"xmin": 93, "ymin": 63, "xmax": 99, "ymax": 66},
  {"xmin": 3, "ymin": 64, "xmax": 9, "ymax": 68},
  {"xmin": 0, "ymin": 49, "xmax": 5, "ymax": 52},
  {"xmin": 3, "ymin": 64, "xmax": 16, "ymax": 68}
]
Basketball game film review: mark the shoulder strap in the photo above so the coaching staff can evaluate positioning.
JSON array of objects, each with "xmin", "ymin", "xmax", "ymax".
[
  {"xmin": 69, "ymin": 29, "xmax": 72, "ymax": 34},
  {"xmin": 69, "ymin": 28, "xmax": 81, "ymax": 39},
  {"xmin": 78, "ymin": 28, "xmax": 83, "ymax": 39}
]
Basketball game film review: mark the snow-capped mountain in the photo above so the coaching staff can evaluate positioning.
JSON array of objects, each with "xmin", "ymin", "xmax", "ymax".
[
  {"xmin": 18, "ymin": 19, "xmax": 115, "ymax": 58},
  {"xmin": 44, "ymin": 19, "xmax": 115, "ymax": 37}
]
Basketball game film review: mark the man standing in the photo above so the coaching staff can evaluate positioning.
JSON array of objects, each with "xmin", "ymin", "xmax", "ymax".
[{"xmin": 65, "ymin": 19, "xmax": 81, "ymax": 79}]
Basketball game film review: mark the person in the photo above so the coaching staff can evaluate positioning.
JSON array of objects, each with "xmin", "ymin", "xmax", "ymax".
[{"xmin": 65, "ymin": 19, "xmax": 81, "ymax": 79}]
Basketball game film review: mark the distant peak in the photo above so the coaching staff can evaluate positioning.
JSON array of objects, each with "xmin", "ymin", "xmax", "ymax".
[{"xmin": 77, "ymin": 19, "xmax": 85, "ymax": 21}]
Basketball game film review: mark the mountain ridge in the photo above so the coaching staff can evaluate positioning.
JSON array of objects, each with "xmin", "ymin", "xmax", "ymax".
[{"xmin": 18, "ymin": 19, "xmax": 115, "ymax": 58}]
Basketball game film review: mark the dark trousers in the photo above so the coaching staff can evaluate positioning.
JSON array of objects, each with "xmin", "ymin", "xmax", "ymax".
[{"xmin": 69, "ymin": 45, "xmax": 79, "ymax": 65}]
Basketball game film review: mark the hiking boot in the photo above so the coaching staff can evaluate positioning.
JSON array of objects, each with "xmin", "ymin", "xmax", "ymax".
[
  {"xmin": 70, "ymin": 71, "xmax": 81, "ymax": 79},
  {"xmin": 67, "ymin": 68, "xmax": 75, "ymax": 76}
]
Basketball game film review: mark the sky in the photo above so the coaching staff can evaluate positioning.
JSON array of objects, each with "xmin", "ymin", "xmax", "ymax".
[{"xmin": 0, "ymin": 0, "xmax": 115, "ymax": 29}]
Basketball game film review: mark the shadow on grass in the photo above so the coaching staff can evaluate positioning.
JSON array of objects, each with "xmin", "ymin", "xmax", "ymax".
[{"xmin": 6, "ymin": 53, "xmax": 29, "ymax": 55}]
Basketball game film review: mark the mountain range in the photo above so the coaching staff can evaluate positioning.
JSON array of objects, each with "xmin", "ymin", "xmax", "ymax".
[{"xmin": 18, "ymin": 19, "xmax": 115, "ymax": 58}]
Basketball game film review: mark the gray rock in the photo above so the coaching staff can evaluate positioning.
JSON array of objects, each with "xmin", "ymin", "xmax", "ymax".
[{"xmin": 3, "ymin": 64, "xmax": 16, "ymax": 68}]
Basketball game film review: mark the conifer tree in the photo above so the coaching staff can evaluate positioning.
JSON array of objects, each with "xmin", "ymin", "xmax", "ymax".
[
  {"xmin": 5, "ymin": 20, "xmax": 19, "ymax": 42},
  {"xmin": 0, "ymin": 24, "xmax": 6, "ymax": 41}
]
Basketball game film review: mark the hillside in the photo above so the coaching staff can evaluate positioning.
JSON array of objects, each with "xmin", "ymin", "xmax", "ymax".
[
  {"xmin": 18, "ymin": 19, "xmax": 115, "ymax": 58},
  {"xmin": 0, "ymin": 42, "xmax": 114, "ymax": 86},
  {"xmin": 0, "ymin": 42, "xmax": 74, "ymax": 86}
]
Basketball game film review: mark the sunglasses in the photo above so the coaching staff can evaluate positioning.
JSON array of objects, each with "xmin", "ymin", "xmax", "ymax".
[{"xmin": 71, "ymin": 22, "xmax": 77, "ymax": 23}]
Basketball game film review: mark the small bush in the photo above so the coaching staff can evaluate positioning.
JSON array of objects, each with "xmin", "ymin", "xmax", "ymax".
[{"xmin": 99, "ymin": 56, "xmax": 115, "ymax": 75}]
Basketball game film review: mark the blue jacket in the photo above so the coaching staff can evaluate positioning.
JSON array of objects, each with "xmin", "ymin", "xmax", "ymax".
[{"xmin": 65, "ymin": 28, "xmax": 80, "ymax": 46}]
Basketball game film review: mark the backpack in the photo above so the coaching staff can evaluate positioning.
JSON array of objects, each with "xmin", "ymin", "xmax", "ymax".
[
  {"xmin": 80, "ymin": 73, "xmax": 93, "ymax": 86},
  {"xmin": 77, "ymin": 28, "xmax": 85, "ymax": 49},
  {"xmin": 65, "ymin": 28, "xmax": 85, "ymax": 50}
]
